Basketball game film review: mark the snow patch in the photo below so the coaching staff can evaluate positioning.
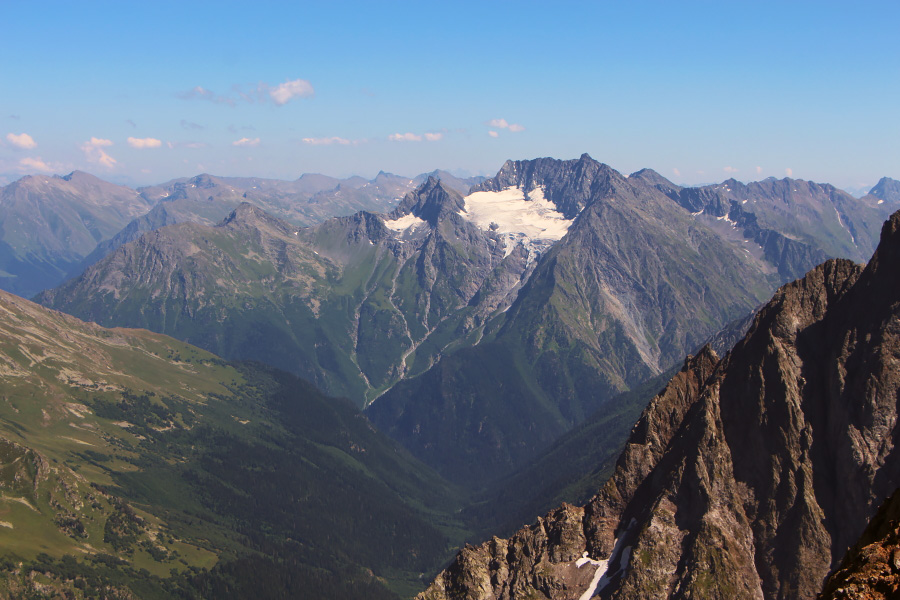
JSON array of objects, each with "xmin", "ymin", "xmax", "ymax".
[
  {"xmin": 716, "ymin": 214, "xmax": 737, "ymax": 227},
  {"xmin": 577, "ymin": 551, "xmax": 610, "ymax": 600},
  {"xmin": 383, "ymin": 213, "xmax": 427, "ymax": 233},
  {"xmin": 575, "ymin": 519, "xmax": 636, "ymax": 598},
  {"xmin": 460, "ymin": 186, "xmax": 574, "ymax": 256},
  {"xmin": 878, "ymin": 199, "xmax": 884, "ymax": 205}
]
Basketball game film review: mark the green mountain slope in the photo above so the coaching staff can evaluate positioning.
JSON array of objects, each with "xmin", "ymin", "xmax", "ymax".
[{"xmin": 0, "ymin": 290, "xmax": 467, "ymax": 599}]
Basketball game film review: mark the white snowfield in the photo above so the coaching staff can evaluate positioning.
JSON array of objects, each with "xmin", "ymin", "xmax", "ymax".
[
  {"xmin": 383, "ymin": 213, "xmax": 427, "ymax": 232},
  {"xmin": 459, "ymin": 186, "xmax": 576, "ymax": 256}
]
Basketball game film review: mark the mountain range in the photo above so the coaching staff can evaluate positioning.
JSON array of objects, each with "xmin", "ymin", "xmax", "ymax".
[
  {"xmin": 34, "ymin": 158, "xmax": 899, "ymax": 491},
  {"xmin": 0, "ymin": 168, "xmax": 483, "ymax": 299}
]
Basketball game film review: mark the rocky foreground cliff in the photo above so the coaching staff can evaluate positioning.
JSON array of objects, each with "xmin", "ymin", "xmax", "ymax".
[
  {"xmin": 419, "ymin": 210, "xmax": 900, "ymax": 600},
  {"xmin": 819, "ymin": 489, "xmax": 900, "ymax": 600}
]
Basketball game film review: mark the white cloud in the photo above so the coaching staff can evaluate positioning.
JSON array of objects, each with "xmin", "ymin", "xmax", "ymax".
[
  {"xmin": 424, "ymin": 132, "xmax": 443, "ymax": 141},
  {"xmin": 6, "ymin": 132, "xmax": 36, "ymax": 149},
  {"xmin": 269, "ymin": 79, "xmax": 315, "ymax": 105},
  {"xmin": 80, "ymin": 137, "xmax": 117, "ymax": 168},
  {"xmin": 488, "ymin": 130, "xmax": 499, "ymax": 138},
  {"xmin": 19, "ymin": 156, "xmax": 52, "ymax": 172},
  {"xmin": 232, "ymin": 137, "xmax": 261, "ymax": 147},
  {"xmin": 723, "ymin": 166, "xmax": 738, "ymax": 173},
  {"xmin": 785, "ymin": 168, "xmax": 793, "ymax": 177},
  {"xmin": 302, "ymin": 136, "xmax": 351, "ymax": 146},
  {"xmin": 508, "ymin": 123, "xmax": 525, "ymax": 132},
  {"xmin": 127, "ymin": 137, "xmax": 162, "ymax": 149},
  {"xmin": 756, "ymin": 166, "xmax": 763, "ymax": 175},
  {"xmin": 388, "ymin": 132, "xmax": 422, "ymax": 142},
  {"xmin": 672, "ymin": 168, "xmax": 681, "ymax": 177}
]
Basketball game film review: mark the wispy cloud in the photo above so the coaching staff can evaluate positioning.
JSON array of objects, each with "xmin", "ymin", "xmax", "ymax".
[
  {"xmin": 485, "ymin": 118, "xmax": 525, "ymax": 134},
  {"xmin": 488, "ymin": 130, "xmax": 499, "ymax": 138},
  {"xmin": 723, "ymin": 166, "xmax": 738, "ymax": 173},
  {"xmin": 167, "ymin": 141, "xmax": 209, "ymax": 149},
  {"xmin": 127, "ymin": 137, "xmax": 162, "ymax": 149},
  {"xmin": 785, "ymin": 167, "xmax": 793, "ymax": 177},
  {"xmin": 179, "ymin": 78, "xmax": 314, "ymax": 108},
  {"xmin": 6, "ymin": 132, "xmax": 36, "ymax": 149},
  {"xmin": 126, "ymin": 119, "xmax": 137, "ymax": 129},
  {"xmin": 19, "ymin": 156, "xmax": 53, "ymax": 172},
  {"xmin": 672, "ymin": 167, "xmax": 681, "ymax": 177},
  {"xmin": 302, "ymin": 136, "xmax": 352, "ymax": 146},
  {"xmin": 177, "ymin": 86, "xmax": 236, "ymax": 107},
  {"xmin": 80, "ymin": 137, "xmax": 117, "ymax": 168},
  {"xmin": 388, "ymin": 131, "xmax": 443, "ymax": 142},
  {"xmin": 181, "ymin": 119, "xmax": 204, "ymax": 130},
  {"xmin": 756, "ymin": 166, "xmax": 763, "ymax": 175},
  {"xmin": 388, "ymin": 132, "xmax": 422, "ymax": 142},
  {"xmin": 268, "ymin": 79, "xmax": 314, "ymax": 105},
  {"xmin": 232, "ymin": 137, "xmax": 260, "ymax": 147}
]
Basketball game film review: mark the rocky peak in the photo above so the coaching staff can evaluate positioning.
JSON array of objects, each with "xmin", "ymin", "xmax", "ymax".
[
  {"xmin": 472, "ymin": 154, "xmax": 623, "ymax": 219},
  {"xmin": 868, "ymin": 177, "xmax": 900, "ymax": 206},
  {"xmin": 393, "ymin": 176, "xmax": 465, "ymax": 226},
  {"xmin": 220, "ymin": 202, "xmax": 296, "ymax": 238}
]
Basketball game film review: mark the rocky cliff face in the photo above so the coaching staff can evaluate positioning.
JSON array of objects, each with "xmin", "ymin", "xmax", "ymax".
[
  {"xmin": 819, "ymin": 489, "xmax": 900, "ymax": 600},
  {"xmin": 420, "ymin": 211, "xmax": 900, "ymax": 599}
]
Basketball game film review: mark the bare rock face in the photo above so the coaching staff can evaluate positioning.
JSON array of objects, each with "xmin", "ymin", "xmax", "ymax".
[
  {"xmin": 819, "ymin": 490, "xmax": 900, "ymax": 600},
  {"xmin": 420, "ymin": 210, "xmax": 900, "ymax": 600}
]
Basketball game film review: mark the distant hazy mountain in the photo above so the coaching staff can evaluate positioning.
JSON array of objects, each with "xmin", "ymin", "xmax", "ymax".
[
  {"xmin": 0, "ymin": 289, "xmax": 466, "ymax": 598},
  {"xmin": 864, "ymin": 176, "xmax": 900, "ymax": 207},
  {"xmin": 421, "ymin": 209, "xmax": 900, "ymax": 600},
  {"xmin": 80, "ymin": 170, "xmax": 484, "ymax": 272},
  {"xmin": 0, "ymin": 171, "xmax": 151, "ymax": 297}
]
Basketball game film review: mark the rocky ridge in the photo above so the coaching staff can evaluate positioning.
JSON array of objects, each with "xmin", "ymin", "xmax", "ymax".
[{"xmin": 419, "ymin": 210, "xmax": 900, "ymax": 599}]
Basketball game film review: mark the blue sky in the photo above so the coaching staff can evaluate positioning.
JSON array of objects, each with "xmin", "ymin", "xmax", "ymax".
[{"xmin": 1, "ymin": 1, "xmax": 897, "ymax": 190}]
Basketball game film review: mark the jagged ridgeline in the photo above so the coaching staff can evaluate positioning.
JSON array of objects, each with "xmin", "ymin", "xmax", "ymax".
[
  {"xmin": 420, "ymin": 210, "xmax": 900, "ymax": 600},
  {"xmin": 37, "ymin": 156, "xmax": 895, "ymax": 488},
  {"xmin": 0, "ymin": 167, "xmax": 482, "ymax": 299},
  {"xmin": 0, "ymin": 291, "xmax": 468, "ymax": 599}
]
